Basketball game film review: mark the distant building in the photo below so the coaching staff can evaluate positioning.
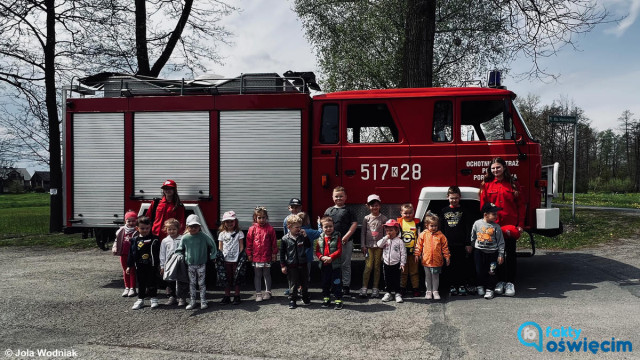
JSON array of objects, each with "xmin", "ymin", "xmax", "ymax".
[
  {"xmin": 31, "ymin": 171, "xmax": 51, "ymax": 191},
  {"xmin": 0, "ymin": 167, "xmax": 31, "ymax": 193}
]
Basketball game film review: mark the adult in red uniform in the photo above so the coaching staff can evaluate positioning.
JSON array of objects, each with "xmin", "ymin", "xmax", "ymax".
[
  {"xmin": 479, "ymin": 157, "xmax": 525, "ymax": 297},
  {"xmin": 152, "ymin": 180, "xmax": 185, "ymax": 239}
]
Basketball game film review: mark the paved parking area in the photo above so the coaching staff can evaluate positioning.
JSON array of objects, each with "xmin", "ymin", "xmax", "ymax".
[{"xmin": 1, "ymin": 239, "xmax": 638, "ymax": 359}]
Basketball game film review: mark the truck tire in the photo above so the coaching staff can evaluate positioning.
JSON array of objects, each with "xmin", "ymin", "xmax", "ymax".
[{"xmin": 95, "ymin": 229, "xmax": 112, "ymax": 251}]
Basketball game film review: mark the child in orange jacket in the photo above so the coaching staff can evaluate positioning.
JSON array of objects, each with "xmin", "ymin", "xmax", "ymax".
[{"xmin": 414, "ymin": 211, "xmax": 450, "ymax": 300}]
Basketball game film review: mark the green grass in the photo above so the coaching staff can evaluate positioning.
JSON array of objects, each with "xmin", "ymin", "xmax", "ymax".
[
  {"xmin": 553, "ymin": 192, "xmax": 640, "ymax": 209},
  {"xmin": 521, "ymin": 207, "xmax": 640, "ymax": 250},
  {"xmin": 0, "ymin": 192, "xmax": 49, "ymax": 208},
  {"xmin": 0, "ymin": 193, "xmax": 94, "ymax": 249}
]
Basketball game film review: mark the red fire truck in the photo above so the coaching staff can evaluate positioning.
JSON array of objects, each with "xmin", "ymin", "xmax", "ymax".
[{"xmin": 63, "ymin": 71, "xmax": 561, "ymax": 250}]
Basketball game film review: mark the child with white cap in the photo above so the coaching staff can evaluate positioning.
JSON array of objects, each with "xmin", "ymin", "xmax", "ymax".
[
  {"xmin": 218, "ymin": 210, "xmax": 244, "ymax": 305},
  {"xmin": 174, "ymin": 214, "xmax": 217, "ymax": 310},
  {"xmin": 358, "ymin": 194, "xmax": 387, "ymax": 298}
]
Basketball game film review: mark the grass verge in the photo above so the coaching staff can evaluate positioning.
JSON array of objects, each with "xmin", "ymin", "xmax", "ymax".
[
  {"xmin": 553, "ymin": 192, "xmax": 640, "ymax": 209},
  {"xmin": 0, "ymin": 193, "xmax": 94, "ymax": 249},
  {"xmin": 521, "ymin": 207, "xmax": 640, "ymax": 250}
]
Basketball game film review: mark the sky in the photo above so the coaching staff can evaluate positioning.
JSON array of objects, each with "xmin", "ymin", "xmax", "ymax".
[{"xmin": 209, "ymin": 0, "xmax": 640, "ymax": 132}]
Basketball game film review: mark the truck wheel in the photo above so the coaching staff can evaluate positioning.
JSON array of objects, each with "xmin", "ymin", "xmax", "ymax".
[{"xmin": 95, "ymin": 229, "xmax": 110, "ymax": 251}]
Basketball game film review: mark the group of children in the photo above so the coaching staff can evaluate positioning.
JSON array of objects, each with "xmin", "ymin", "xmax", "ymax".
[{"xmin": 115, "ymin": 184, "xmax": 509, "ymax": 311}]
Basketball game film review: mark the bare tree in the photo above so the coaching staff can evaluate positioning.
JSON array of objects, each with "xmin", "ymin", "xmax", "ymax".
[
  {"xmin": 75, "ymin": 0, "xmax": 236, "ymax": 77},
  {"xmin": 618, "ymin": 110, "xmax": 634, "ymax": 177},
  {"xmin": 0, "ymin": 0, "xmax": 235, "ymax": 231}
]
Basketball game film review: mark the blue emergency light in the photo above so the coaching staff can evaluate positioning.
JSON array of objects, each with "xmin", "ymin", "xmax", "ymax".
[{"xmin": 488, "ymin": 70, "xmax": 501, "ymax": 88}]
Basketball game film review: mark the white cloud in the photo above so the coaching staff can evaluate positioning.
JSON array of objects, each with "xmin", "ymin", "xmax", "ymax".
[
  {"xmin": 604, "ymin": 0, "xmax": 640, "ymax": 36},
  {"xmin": 208, "ymin": 1, "xmax": 317, "ymax": 78}
]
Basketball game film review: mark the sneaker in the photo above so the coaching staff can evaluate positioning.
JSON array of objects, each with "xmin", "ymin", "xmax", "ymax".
[
  {"xmin": 263, "ymin": 291, "xmax": 272, "ymax": 300},
  {"xmin": 465, "ymin": 285, "xmax": 476, "ymax": 295},
  {"xmin": 186, "ymin": 300, "xmax": 197, "ymax": 310},
  {"xmin": 343, "ymin": 287, "xmax": 351, "ymax": 298},
  {"xmin": 458, "ymin": 286, "xmax": 467, "ymax": 296},
  {"xmin": 424, "ymin": 291, "xmax": 432, "ymax": 300},
  {"xmin": 165, "ymin": 296, "xmax": 177, "ymax": 306},
  {"xmin": 150, "ymin": 298, "xmax": 159, "ymax": 309},
  {"xmin": 395, "ymin": 293, "xmax": 404, "ymax": 303},
  {"xmin": 504, "ymin": 282, "xmax": 515, "ymax": 296},
  {"xmin": 413, "ymin": 290, "xmax": 421, "ymax": 297},
  {"xmin": 484, "ymin": 289, "xmax": 494, "ymax": 299},
  {"xmin": 449, "ymin": 286, "xmax": 458, "ymax": 296},
  {"xmin": 232, "ymin": 296, "xmax": 241, "ymax": 305},
  {"xmin": 255, "ymin": 293, "xmax": 263, "ymax": 302},
  {"xmin": 321, "ymin": 297, "xmax": 331, "ymax": 308},
  {"xmin": 220, "ymin": 296, "xmax": 231, "ymax": 305},
  {"xmin": 127, "ymin": 288, "xmax": 137, "ymax": 297},
  {"xmin": 178, "ymin": 299, "xmax": 187, "ymax": 307},
  {"xmin": 495, "ymin": 281, "xmax": 505, "ymax": 295},
  {"xmin": 359, "ymin": 287, "xmax": 368, "ymax": 298},
  {"xmin": 289, "ymin": 300, "xmax": 297, "ymax": 309},
  {"xmin": 381, "ymin": 293, "xmax": 393, "ymax": 302},
  {"xmin": 476, "ymin": 286, "xmax": 485, "ymax": 296},
  {"xmin": 283, "ymin": 289, "xmax": 290, "ymax": 296},
  {"xmin": 371, "ymin": 288, "xmax": 380, "ymax": 298},
  {"xmin": 122, "ymin": 288, "xmax": 130, "ymax": 297},
  {"xmin": 334, "ymin": 300, "xmax": 343, "ymax": 310},
  {"xmin": 200, "ymin": 301, "xmax": 208, "ymax": 309},
  {"xmin": 433, "ymin": 291, "xmax": 441, "ymax": 300},
  {"xmin": 131, "ymin": 299, "xmax": 144, "ymax": 310},
  {"xmin": 301, "ymin": 298, "xmax": 311, "ymax": 306}
]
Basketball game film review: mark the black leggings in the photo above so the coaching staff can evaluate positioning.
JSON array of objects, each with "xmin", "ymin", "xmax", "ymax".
[
  {"xmin": 474, "ymin": 251, "xmax": 498, "ymax": 290},
  {"xmin": 383, "ymin": 263, "xmax": 401, "ymax": 294},
  {"xmin": 498, "ymin": 238, "xmax": 517, "ymax": 283}
]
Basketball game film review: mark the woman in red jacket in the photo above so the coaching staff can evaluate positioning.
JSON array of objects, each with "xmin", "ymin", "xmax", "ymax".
[
  {"xmin": 479, "ymin": 157, "xmax": 525, "ymax": 297},
  {"xmin": 152, "ymin": 179, "xmax": 185, "ymax": 239}
]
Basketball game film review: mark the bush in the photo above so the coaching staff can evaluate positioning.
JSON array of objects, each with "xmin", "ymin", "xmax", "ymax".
[{"xmin": 588, "ymin": 177, "xmax": 634, "ymax": 193}]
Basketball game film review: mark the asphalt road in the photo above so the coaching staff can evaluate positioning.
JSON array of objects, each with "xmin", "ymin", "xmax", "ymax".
[{"xmin": 1, "ymin": 237, "xmax": 639, "ymax": 360}]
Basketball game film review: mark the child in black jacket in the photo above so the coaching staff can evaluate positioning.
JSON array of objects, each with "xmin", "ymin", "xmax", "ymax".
[
  {"xmin": 280, "ymin": 216, "xmax": 311, "ymax": 309},
  {"xmin": 127, "ymin": 216, "xmax": 161, "ymax": 310}
]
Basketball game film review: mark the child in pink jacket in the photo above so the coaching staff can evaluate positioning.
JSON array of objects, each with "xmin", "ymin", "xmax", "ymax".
[
  {"xmin": 377, "ymin": 219, "xmax": 406, "ymax": 303},
  {"xmin": 415, "ymin": 211, "xmax": 450, "ymax": 300},
  {"xmin": 246, "ymin": 206, "xmax": 277, "ymax": 302}
]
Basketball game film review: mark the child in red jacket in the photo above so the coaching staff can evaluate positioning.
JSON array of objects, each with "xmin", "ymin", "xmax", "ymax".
[{"xmin": 246, "ymin": 206, "xmax": 277, "ymax": 302}]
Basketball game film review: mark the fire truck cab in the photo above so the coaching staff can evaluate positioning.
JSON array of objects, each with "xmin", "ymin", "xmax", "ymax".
[{"xmin": 63, "ymin": 72, "xmax": 561, "ymax": 250}]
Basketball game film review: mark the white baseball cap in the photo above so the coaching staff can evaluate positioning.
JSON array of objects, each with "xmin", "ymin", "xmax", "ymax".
[
  {"xmin": 367, "ymin": 194, "xmax": 381, "ymax": 204},
  {"xmin": 222, "ymin": 211, "xmax": 237, "ymax": 221},
  {"xmin": 186, "ymin": 214, "xmax": 201, "ymax": 226}
]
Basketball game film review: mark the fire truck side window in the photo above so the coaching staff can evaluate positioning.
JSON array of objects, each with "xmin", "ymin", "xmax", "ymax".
[
  {"xmin": 460, "ymin": 100, "xmax": 513, "ymax": 141},
  {"xmin": 346, "ymin": 104, "xmax": 398, "ymax": 143},
  {"xmin": 432, "ymin": 100, "xmax": 453, "ymax": 142},
  {"xmin": 320, "ymin": 104, "xmax": 339, "ymax": 144}
]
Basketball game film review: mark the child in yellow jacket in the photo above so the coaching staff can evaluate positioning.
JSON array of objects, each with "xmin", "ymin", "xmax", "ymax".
[{"xmin": 414, "ymin": 211, "xmax": 450, "ymax": 300}]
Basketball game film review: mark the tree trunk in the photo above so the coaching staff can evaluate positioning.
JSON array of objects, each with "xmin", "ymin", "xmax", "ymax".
[
  {"xmin": 46, "ymin": 0, "xmax": 62, "ymax": 232},
  {"xmin": 400, "ymin": 0, "xmax": 436, "ymax": 88},
  {"xmin": 135, "ymin": 0, "xmax": 150, "ymax": 75}
]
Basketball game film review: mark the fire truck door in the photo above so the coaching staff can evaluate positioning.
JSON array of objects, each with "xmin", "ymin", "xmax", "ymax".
[
  {"xmin": 456, "ymin": 97, "xmax": 523, "ymax": 188},
  {"xmin": 340, "ymin": 103, "xmax": 411, "ymax": 207},
  {"xmin": 311, "ymin": 103, "xmax": 342, "ymax": 218}
]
